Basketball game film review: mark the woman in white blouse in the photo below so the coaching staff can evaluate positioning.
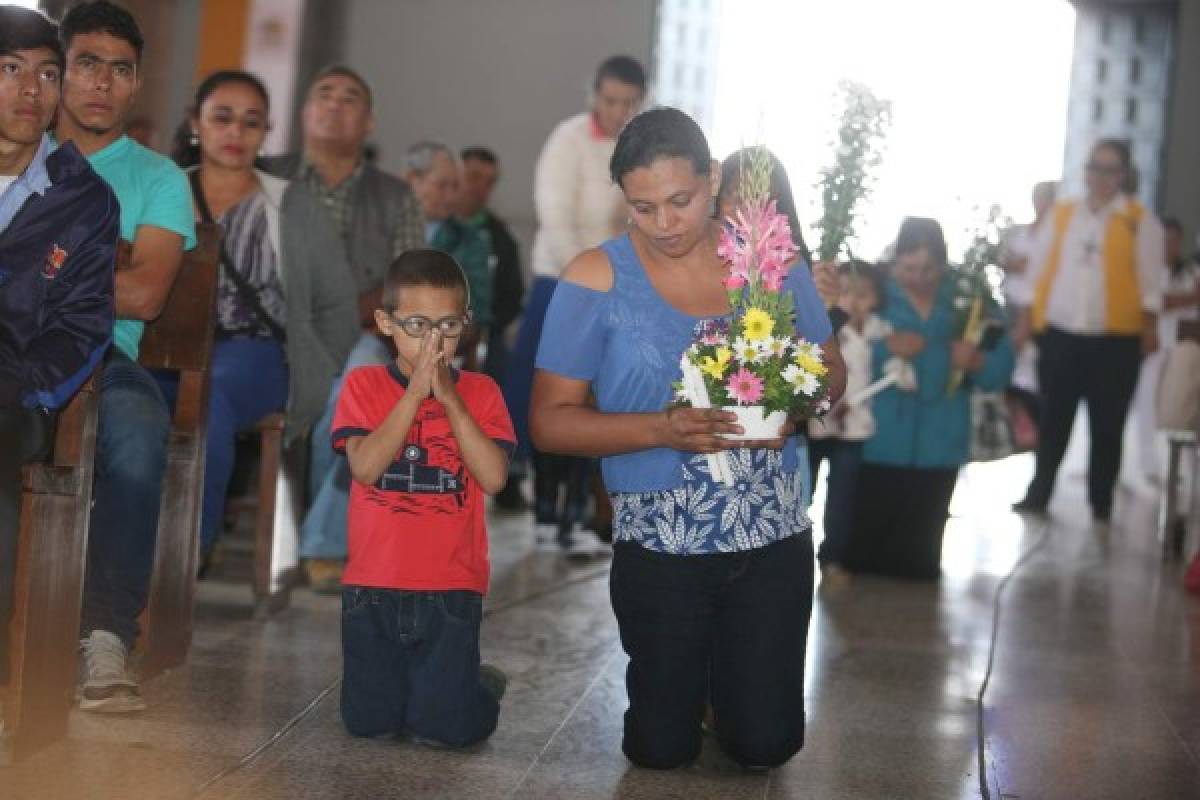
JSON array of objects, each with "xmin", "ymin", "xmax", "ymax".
[{"xmin": 1012, "ymin": 139, "xmax": 1164, "ymax": 522}]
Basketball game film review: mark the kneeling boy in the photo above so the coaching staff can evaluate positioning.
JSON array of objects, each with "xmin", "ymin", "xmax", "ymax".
[{"xmin": 333, "ymin": 250, "xmax": 514, "ymax": 747}]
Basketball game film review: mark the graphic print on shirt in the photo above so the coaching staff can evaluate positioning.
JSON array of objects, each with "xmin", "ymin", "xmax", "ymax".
[{"xmin": 369, "ymin": 404, "xmax": 468, "ymax": 515}]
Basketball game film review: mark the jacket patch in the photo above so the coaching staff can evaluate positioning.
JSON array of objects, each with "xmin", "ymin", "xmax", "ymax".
[{"xmin": 42, "ymin": 244, "xmax": 67, "ymax": 280}]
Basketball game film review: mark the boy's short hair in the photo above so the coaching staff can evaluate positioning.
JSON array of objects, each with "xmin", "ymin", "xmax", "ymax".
[
  {"xmin": 0, "ymin": 5, "xmax": 63, "ymax": 65},
  {"xmin": 383, "ymin": 249, "xmax": 470, "ymax": 313},
  {"xmin": 61, "ymin": 0, "xmax": 144, "ymax": 62},
  {"xmin": 840, "ymin": 260, "xmax": 887, "ymax": 311}
]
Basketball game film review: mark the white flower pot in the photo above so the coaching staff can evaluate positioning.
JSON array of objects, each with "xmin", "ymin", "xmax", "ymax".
[{"xmin": 721, "ymin": 405, "xmax": 788, "ymax": 441}]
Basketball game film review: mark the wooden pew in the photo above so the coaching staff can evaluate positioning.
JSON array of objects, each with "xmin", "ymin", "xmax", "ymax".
[
  {"xmin": 137, "ymin": 223, "xmax": 220, "ymax": 678},
  {"xmin": 1, "ymin": 375, "xmax": 101, "ymax": 764}
]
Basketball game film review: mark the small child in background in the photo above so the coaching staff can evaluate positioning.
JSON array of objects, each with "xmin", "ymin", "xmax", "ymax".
[
  {"xmin": 809, "ymin": 262, "xmax": 889, "ymax": 589},
  {"xmin": 333, "ymin": 249, "xmax": 514, "ymax": 748}
]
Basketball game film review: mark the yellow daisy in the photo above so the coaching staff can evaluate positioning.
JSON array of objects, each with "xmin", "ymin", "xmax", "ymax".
[
  {"xmin": 796, "ymin": 352, "xmax": 828, "ymax": 376},
  {"xmin": 741, "ymin": 308, "xmax": 774, "ymax": 342},
  {"xmin": 700, "ymin": 347, "xmax": 732, "ymax": 380}
]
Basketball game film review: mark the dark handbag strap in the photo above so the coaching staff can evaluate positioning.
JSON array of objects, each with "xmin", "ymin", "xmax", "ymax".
[{"xmin": 189, "ymin": 170, "xmax": 287, "ymax": 342}]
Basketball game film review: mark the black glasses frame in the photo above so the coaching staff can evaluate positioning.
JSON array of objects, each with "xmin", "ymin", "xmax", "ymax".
[{"xmin": 387, "ymin": 312, "xmax": 472, "ymax": 339}]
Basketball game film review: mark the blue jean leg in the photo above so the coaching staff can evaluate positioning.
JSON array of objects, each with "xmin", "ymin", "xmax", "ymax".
[
  {"xmin": 200, "ymin": 339, "xmax": 288, "ymax": 552},
  {"xmin": 340, "ymin": 587, "xmax": 499, "ymax": 747},
  {"xmin": 300, "ymin": 333, "xmax": 391, "ymax": 559},
  {"xmin": 81, "ymin": 352, "xmax": 171, "ymax": 649}
]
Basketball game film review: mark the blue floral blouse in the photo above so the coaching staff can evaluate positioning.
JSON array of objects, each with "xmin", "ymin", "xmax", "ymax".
[{"xmin": 536, "ymin": 233, "xmax": 830, "ymax": 555}]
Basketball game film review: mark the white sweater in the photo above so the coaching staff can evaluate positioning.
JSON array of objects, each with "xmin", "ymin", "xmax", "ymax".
[{"xmin": 531, "ymin": 112, "xmax": 627, "ymax": 277}]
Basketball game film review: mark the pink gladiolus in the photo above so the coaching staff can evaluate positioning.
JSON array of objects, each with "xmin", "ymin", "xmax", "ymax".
[
  {"xmin": 726, "ymin": 367, "xmax": 765, "ymax": 404},
  {"xmin": 718, "ymin": 199, "xmax": 799, "ymax": 295}
]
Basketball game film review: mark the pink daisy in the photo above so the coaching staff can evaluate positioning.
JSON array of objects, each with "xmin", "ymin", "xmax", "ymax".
[{"xmin": 726, "ymin": 367, "xmax": 765, "ymax": 405}]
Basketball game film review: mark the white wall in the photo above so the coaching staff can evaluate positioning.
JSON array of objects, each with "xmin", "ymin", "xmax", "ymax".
[{"xmin": 336, "ymin": 0, "xmax": 657, "ymax": 260}]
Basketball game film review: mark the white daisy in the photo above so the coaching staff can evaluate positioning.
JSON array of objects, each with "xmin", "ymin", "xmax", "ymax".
[
  {"xmin": 765, "ymin": 335, "xmax": 792, "ymax": 360},
  {"xmin": 732, "ymin": 336, "xmax": 767, "ymax": 364},
  {"xmin": 798, "ymin": 372, "xmax": 820, "ymax": 396}
]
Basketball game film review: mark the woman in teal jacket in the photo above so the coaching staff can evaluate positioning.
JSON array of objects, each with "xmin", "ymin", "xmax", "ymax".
[{"xmin": 845, "ymin": 218, "xmax": 1014, "ymax": 579}]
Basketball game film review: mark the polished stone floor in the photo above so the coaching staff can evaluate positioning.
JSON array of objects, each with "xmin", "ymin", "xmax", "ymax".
[{"xmin": 3, "ymin": 445, "xmax": 1199, "ymax": 799}]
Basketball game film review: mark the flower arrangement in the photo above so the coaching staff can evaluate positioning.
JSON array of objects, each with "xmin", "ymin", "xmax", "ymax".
[
  {"xmin": 946, "ymin": 204, "xmax": 1009, "ymax": 394},
  {"xmin": 813, "ymin": 81, "xmax": 892, "ymax": 263},
  {"xmin": 676, "ymin": 148, "xmax": 832, "ymax": 470}
]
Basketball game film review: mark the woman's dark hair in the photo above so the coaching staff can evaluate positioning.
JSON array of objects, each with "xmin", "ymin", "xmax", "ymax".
[
  {"xmin": 893, "ymin": 217, "xmax": 948, "ymax": 268},
  {"xmin": 609, "ymin": 107, "xmax": 710, "ymax": 188},
  {"xmin": 594, "ymin": 55, "xmax": 646, "ymax": 94},
  {"xmin": 60, "ymin": 0, "xmax": 144, "ymax": 62},
  {"xmin": 0, "ymin": 5, "xmax": 63, "ymax": 64},
  {"xmin": 718, "ymin": 147, "xmax": 813, "ymax": 267},
  {"xmin": 383, "ymin": 249, "xmax": 469, "ymax": 313},
  {"xmin": 173, "ymin": 70, "xmax": 271, "ymax": 168},
  {"xmin": 840, "ymin": 260, "xmax": 887, "ymax": 311}
]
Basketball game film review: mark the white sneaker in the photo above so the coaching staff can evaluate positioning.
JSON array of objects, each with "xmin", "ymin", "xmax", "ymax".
[
  {"xmin": 78, "ymin": 630, "xmax": 145, "ymax": 713},
  {"xmin": 559, "ymin": 526, "xmax": 612, "ymax": 558}
]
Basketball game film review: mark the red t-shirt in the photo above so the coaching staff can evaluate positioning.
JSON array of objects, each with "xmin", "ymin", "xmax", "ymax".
[{"xmin": 332, "ymin": 363, "xmax": 515, "ymax": 594}]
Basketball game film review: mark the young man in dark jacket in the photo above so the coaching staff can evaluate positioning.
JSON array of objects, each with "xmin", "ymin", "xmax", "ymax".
[{"xmin": 0, "ymin": 5, "xmax": 118, "ymax": 723}]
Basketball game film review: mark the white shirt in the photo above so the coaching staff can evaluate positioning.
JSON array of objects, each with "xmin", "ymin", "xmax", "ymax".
[
  {"xmin": 0, "ymin": 174, "xmax": 17, "ymax": 198},
  {"xmin": 531, "ymin": 112, "xmax": 627, "ymax": 277},
  {"xmin": 1001, "ymin": 221, "xmax": 1042, "ymax": 307},
  {"xmin": 1015, "ymin": 194, "xmax": 1164, "ymax": 334}
]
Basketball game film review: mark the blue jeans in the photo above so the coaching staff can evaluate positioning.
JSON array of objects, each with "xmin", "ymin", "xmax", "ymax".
[
  {"xmin": 807, "ymin": 438, "xmax": 863, "ymax": 566},
  {"xmin": 300, "ymin": 333, "xmax": 391, "ymax": 560},
  {"xmin": 198, "ymin": 338, "xmax": 288, "ymax": 552},
  {"xmin": 340, "ymin": 587, "xmax": 499, "ymax": 747},
  {"xmin": 81, "ymin": 352, "xmax": 170, "ymax": 649}
]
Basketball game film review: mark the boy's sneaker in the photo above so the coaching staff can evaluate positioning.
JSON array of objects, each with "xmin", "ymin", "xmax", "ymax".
[
  {"xmin": 78, "ymin": 630, "xmax": 144, "ymax": 713},
  {"xmin": 559, "ymin": 525, "xmax": 612, "ymax": 558},
  {"xmin": 479, "ymin": 663, "xmax": 508, "ymax": 703}
]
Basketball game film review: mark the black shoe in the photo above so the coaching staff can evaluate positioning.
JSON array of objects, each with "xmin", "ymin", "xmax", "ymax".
[
  {"xmin": 1012, "ymin": 498, "xmax": 1048, "ymax": 514},
  {"xmin": 479, "ymin": 664, "xmax": 508, "ymax": 703},
  {"xmin": 493, "ymin": 480, "xmax": 526, "ymax": 511},
  {"xmin": 1092, "ymin": 508, "xmax": 1111, "ymax": 523}
]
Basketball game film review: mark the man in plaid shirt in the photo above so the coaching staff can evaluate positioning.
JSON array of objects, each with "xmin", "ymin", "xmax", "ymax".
[{"xmin": 264, "ymin": 64, "xmax": 424, "ymax": 592}]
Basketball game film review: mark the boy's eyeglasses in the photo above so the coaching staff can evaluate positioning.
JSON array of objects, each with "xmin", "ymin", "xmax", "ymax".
[{"xmin": 388, "ymin": 313, "xmax": 470, "ymax": 338}]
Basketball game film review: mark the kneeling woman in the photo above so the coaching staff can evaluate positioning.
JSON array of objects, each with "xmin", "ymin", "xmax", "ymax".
[
  {"xmin": 843, "ymin": 218, "xmax": 1014, "ymax": 579},
  {"xmin": 531, "ymin": 109, "xmax": 845, "ymax": 770}
]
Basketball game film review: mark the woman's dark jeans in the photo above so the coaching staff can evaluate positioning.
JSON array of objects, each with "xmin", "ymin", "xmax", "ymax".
[
  {"xmin": 610, "ymin": 533, "xmax": 814, "ymax": 770},
  {"xmin": 340, "ymin": 587, "xmax": 499, "ymax": 748}
]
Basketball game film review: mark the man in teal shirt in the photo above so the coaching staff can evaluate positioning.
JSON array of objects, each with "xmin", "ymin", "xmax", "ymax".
[{"xmin": 54, "ymin": 1, "xmax": 195, "ymax": 714}]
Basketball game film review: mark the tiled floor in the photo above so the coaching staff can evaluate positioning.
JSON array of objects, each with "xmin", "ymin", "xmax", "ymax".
[{"xmin": 3, "ymin": 448, "xmax": 1199, "ymax": 799}]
